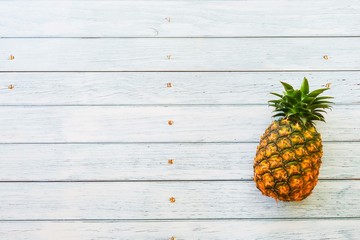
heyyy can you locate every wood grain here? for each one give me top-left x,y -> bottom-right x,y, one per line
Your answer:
0,72 -> 358,105
0,220 -> 359,240
0,105 -> 356,143
0,142 -> 358,181
1,38 -> 359,71
0,181 -> 358,220
0,0 -> 359,37
1,0 -> 359,236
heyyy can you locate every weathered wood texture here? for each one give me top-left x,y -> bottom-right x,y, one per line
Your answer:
0,220 -> 359,240
0,72 -> 358,105
1,0 -> 359,237
0,106 -> 357,143
1,38 -> 359,71
0,181 -> 358,220
0,0 -> 359,37
0,142 -> 358,181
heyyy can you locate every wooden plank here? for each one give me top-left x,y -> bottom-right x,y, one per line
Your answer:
0,72 -> 358,105
0,181 -> 358,219
1,38 -> 359,71
0,0 -> 359,37
0,105 -> 357,143
0,220 -> 359,239
0,142 -> 358,181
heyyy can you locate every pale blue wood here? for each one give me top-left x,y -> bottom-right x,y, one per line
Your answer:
0,142 -> 358,181
0,0 -> 359,37
0,72 -> 358,105
0,220 -> 359,239
0,38 -> 359,71
0,181 -> 358,219
0,105 -> 356,142
0,0 -> 358,238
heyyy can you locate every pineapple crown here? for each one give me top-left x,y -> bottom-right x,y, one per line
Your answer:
269,77 -> 334,124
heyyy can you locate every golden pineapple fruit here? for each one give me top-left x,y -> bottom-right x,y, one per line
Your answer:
254,78 -> 333,201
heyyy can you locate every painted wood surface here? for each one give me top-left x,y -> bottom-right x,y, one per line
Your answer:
0,105 -> 356,143
0,181 -> 358,220
0,220 -> 359,240
1,0 -> 359,238
0,142 -> 358,181
1,38 -> 360,71
0,72 -> 358,105
0,0 -> 359,37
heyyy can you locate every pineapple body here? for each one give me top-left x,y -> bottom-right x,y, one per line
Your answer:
254,118 -> 323,201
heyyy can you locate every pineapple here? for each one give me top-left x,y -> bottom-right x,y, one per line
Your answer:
254,78 -> 333,202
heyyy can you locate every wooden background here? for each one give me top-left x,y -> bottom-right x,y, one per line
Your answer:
0,0 -> 359,239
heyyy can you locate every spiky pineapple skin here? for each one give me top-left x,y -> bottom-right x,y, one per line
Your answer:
254,118 -> 323,201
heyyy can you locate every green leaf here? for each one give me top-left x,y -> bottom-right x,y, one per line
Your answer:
310,104 -> 332,110
300,77 -> 309,94
302,96 -> 316,104
309,113 -> 322,121
280,102 -> 294,108
269,104 -> 281,108
286,112 -> 299,118
280,81 -> 294,91
315,96 -> 334,100
272,113 -> 286,118
284,95 -> 297,105
295,106 -> 310,113
313,109 -> 328,114
308,88 -> 329,98
270,78 -> 333,123
273,108 -> 290,113
312,112 -> 326,122
294,90 -> 302,101
311,100 -> 335,105
270,92 -> 283,98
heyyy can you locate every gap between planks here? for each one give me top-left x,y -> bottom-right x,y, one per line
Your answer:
2,36 -> 360,39
0,104 -> 356,107
1,217 -> 360,222
0,141 -> 357,144
1,70 -> 360,73
0,179 -> 359,183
